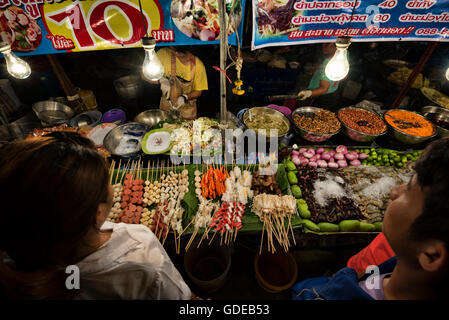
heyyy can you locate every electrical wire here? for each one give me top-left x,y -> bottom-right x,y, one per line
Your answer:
344,0 -> 359,36
138,0 -> 148,38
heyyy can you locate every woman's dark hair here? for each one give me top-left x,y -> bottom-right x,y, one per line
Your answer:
0,132 -> 110,299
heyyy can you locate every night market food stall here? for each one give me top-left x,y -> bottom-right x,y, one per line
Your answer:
1,0 -> 449,297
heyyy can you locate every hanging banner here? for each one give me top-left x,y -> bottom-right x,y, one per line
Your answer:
0,0 -> 246,56
252,0 -> 449,50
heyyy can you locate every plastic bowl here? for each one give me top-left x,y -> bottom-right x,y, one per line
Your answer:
101,108 -> 126,125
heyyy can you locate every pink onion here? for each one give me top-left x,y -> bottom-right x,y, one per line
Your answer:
316,154 -> 321,160
307,148 -> 316,155
292,156 -> 301,166
358,153 -> 368,160
299,148 -> 307,154
329,151 -> 336,157
303,151 -> 313,158
328,162 -> 339,169
337,160 -> 348,167
345,153 -> 357,161
316,147 -> 325,154
336,145 -> 348,154
300,158 -> 309,166
329,157 -> 335,163
310,155 -> 317,162
334,152 -> 345,160
321,152 -> 331,161
317,160 -> 328,168
350,159 -> 361,166
292,150 -> 300,156
308,161 -> 318,168
350,151 -> 359,159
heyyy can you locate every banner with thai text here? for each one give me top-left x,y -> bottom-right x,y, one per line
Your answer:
252,0 -> 449,50
0,0 -> 245,56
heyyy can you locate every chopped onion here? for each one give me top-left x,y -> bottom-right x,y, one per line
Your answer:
350,159 -> 361,166
308,161 -> 318,168
358,153 -> 368,160
316,147 -> 325,154
334,152 -> 345,160
336,145 -> 348,154
337,160 -> 348,167
328,162 -> 339,169
317,160 -> 328,168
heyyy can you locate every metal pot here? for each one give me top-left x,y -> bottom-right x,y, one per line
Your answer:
8,111 -> 41,139
291,106 -> 341,143
422,106 -> 449,138
114,75 -> 142,100
32,100 -> 74,126
337,107 -> 387,143
384,109 -> 437,145
239,107 -> 291,140
134,109 -> 172,129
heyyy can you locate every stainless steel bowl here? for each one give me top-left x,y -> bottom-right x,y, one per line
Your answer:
241,106 -> 291,140
337,107 -> 387,142
103,122 -> 149,157
384,109 -> 437,145
32,100 -> 74,126
134,109 -> 172,129
114,75 -> 142,100
291,106 -> 341,143
422,106 -> 449,138
70,110 -> 102,128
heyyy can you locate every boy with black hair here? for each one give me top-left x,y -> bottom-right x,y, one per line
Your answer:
292,137 -> 449,300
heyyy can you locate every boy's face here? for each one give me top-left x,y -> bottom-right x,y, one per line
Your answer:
383,174 -> 425,260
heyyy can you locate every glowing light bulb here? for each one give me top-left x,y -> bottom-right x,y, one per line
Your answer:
325,37 -> 351,82
141,37 -> 164,81
0,42 -> 31,79
446,66 -> 449,81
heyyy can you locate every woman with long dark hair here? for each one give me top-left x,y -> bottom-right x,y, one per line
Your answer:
0,132 -> 192,300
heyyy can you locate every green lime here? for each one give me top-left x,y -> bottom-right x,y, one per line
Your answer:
385,163 -> 390,167
367,156 -> 372,161
413,152 -> 419,156
362,160 -> 367,165
397,162 -> 403,168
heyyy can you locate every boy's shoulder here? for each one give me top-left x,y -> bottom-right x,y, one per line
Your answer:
292,257 -> 397,300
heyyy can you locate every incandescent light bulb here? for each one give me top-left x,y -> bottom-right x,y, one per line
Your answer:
141,37 -> 164,81
0,42 -> 31,79
325,37 -> 351,82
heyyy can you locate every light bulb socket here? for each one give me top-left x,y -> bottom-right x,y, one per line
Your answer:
0,41 -> 12,53
336,36 -> 351,49
141,37 -> 156,50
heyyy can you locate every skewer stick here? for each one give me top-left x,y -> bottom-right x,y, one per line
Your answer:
115,159 -> 122,184
260,218 -> 266,255
197,226 -> 209,248
208,230 -> 217,246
